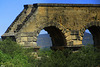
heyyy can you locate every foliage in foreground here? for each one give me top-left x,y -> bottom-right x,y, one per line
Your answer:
0,38 -> 36,67
0,38 -> 100,67
37,45 -> 100,67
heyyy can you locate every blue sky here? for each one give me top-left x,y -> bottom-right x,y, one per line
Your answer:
0,0 -> 100,37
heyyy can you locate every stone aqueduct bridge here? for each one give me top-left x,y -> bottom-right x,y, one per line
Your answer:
2,4 -> 100,48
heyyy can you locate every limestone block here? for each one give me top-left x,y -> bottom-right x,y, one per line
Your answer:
38,7 -> 47,16
73,40 -> 82,45
33,42 -> 37,47
19,42 -> 25,46
66,36 -> 72,40
24,42 -> 37,47
71,31 -> 79,35
67,40 -> 73,46
66,35 -> 80,40
27,37 -> 33,42
33,37 -> 37,41
28,42 -> 36,47
71,35 -> 78,40
20,33 -> 27,37
21,37 -> 27,42
16,38 -> 21,43
80,36 -> 83,40
27,33 -> 34,37
75,35 -> 80,40
32,42 -> 37,47
64,32 -> 70,37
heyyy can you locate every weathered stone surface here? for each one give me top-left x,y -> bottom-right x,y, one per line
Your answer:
19,42 -> 25,45
21,37 -> 27,42
67,40 -> 74,46
73,40 -> 82,45
24,42 -> 37,47
64,32 -> 71,37
1,3 -> 100,48
27,37 -> 33,42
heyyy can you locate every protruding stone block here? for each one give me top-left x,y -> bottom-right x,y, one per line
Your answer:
21,37 -> 27,42
66,35 -> 80,40
67,40 -> 73,46
80,36 -> 83,40
19,42 -> 25,46
70,31 -> 79,35
64,32 -> 71,37
33,42 -> 37,47
27,37 -> 33,42
24,42 -> 37,47
73,40 -> 82,45
66,35 -> 72,40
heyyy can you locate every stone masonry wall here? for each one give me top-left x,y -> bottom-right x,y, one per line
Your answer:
2,4 -> 100,48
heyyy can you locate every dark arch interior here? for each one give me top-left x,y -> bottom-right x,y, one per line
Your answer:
37,26 -> 67,49
83,26 -> 100,48
44,26 -> 66,47
88,26 -> 100,47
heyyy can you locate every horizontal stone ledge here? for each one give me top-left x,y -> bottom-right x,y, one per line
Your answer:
22,46 -> 40,48
51,45 -> 83,50
1,32 -> 16,37
70,30 -> 79,35
22,46 -> 40,51
73,40 -> 82,45
51,45 -> 83,48
19,32 -> 35,37
72,39 -> 82,41
66,35 -> 81,40
24,3 -> 100,7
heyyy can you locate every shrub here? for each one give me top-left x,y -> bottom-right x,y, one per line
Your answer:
0,38 -> 100,67
66,45 -> 98,67
0,38 -> 34,67
37,45 -> 100,67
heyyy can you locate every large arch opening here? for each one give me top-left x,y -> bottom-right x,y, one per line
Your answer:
37,29 -> 52,49
82,29 -> 93,45
37,26 -> 66,49
88,26 -> 100,47
82,26 -> 100,48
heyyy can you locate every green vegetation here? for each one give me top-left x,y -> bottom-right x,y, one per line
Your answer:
37,45 -> 100,67
0,38 -> 36,67
0,38 -> 100,67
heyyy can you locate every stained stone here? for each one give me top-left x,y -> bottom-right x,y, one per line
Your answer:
1,3 -> 100,48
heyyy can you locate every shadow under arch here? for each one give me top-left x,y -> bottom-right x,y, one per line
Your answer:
88,26 -> 100,47
37,26 -> 67,48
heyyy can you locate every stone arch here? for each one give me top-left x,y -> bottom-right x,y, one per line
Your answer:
36,26 -> 67,47
2,3 -> 100,49
14,17 -> 69,48
80,21 -> 100,48
80,21 -> 100,36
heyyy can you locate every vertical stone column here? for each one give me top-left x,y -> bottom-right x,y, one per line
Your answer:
65,31 -> 82,46
65,31 -> 73,46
